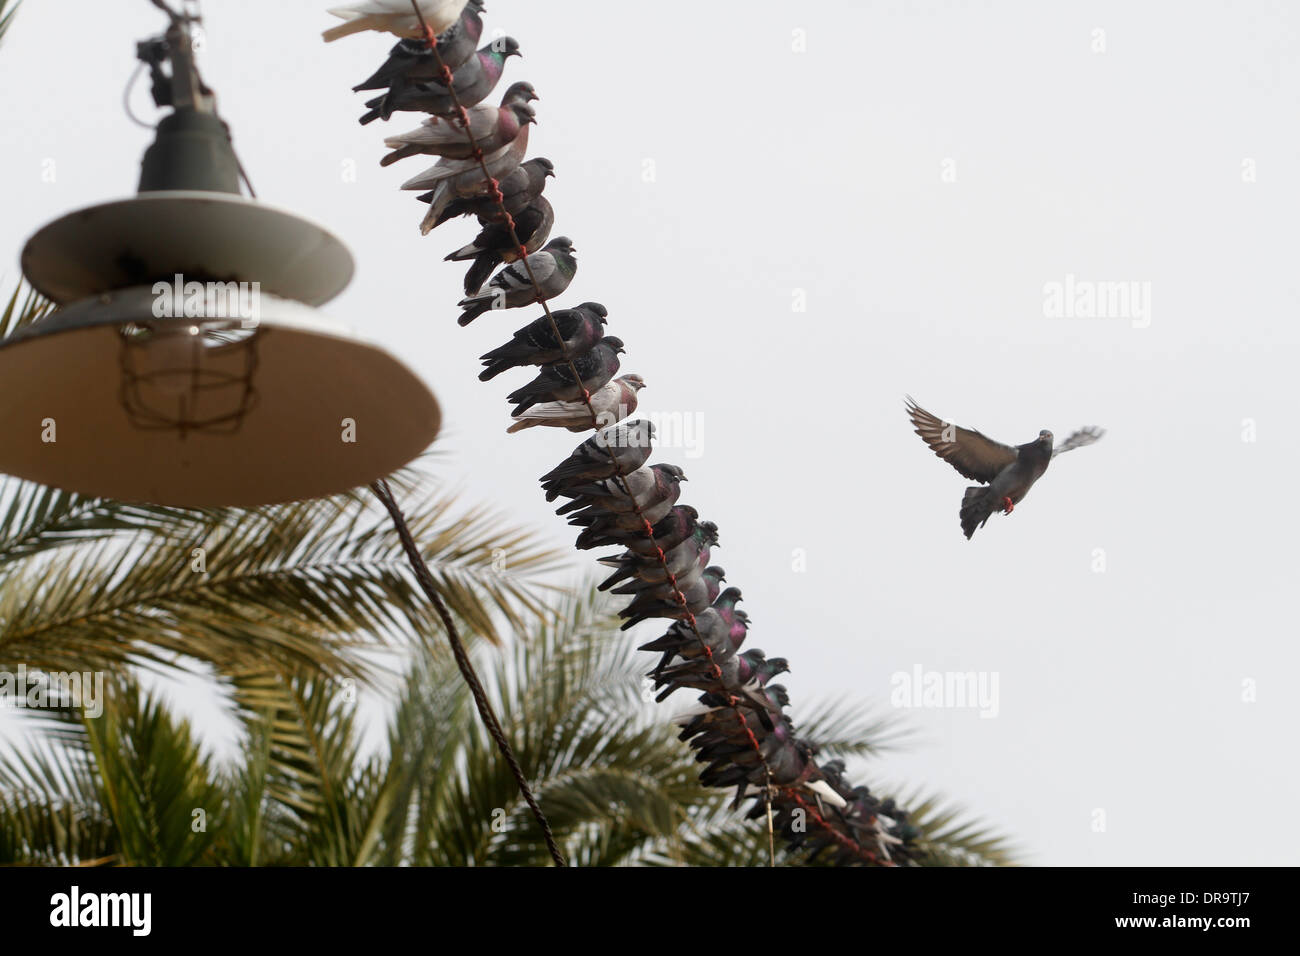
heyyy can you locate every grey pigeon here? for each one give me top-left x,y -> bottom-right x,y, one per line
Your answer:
414,127 -> 532,232
540,419 -> 655,500
507,374 -> 643,433
351,2 -> 484,90
506,335 -> 624,416
906,396 -> 1104,539
380,83 -> 536,166
480,303 -> 608,381
563,466 -> 685,529
618,565 -> 726,629
421,157 -> 555,231
450,197 -> 554,295
597,520 -> 718,590
359,37 -> 520,124
576,503 -> 698,554
555,461 -> 685,517
457,237 -> 577,325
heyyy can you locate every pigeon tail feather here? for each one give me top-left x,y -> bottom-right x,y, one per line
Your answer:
960,486 -> 996,539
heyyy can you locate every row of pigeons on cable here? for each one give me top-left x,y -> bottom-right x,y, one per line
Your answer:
329,0 -> 919,864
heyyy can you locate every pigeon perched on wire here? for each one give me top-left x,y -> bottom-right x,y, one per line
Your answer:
618,565 -> 726,628
564,470 -> 684,530
575,502 -> 698,552
380,83 -> 536,166
411,126 -> 532,228
448,197 -> 554,295
598,521 -> 718,590
324,0 -> 470,42
352,1 -> 484,90
539,419 -> 655,499
555,460 -> 685,518
421,156 -> 555,232
905,396 -> 1104,539
505,335 -> 624,416
506,373 -> 643,433
479,302 -> 607,381
359,37 -> 520,124
457,236 -> 576,325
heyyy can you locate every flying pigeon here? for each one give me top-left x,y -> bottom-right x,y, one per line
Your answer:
505,335 -> 624,415
351,2 -> 484,90
448,197 -> 554,295
379,83 -> 537,165
506,373 -> 643,433
905,396 -> 1104,539
359,37 -> 520,124
480,302 -> 607,381
324,0 -> 469,43
421,156 -> 555,232
412,125 -> 532,228
457,237 -> 577,325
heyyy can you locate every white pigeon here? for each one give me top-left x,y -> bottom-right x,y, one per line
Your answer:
507,375 -> 645,433
323,0 -> 469,43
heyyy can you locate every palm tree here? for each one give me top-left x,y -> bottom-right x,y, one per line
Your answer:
1,578 -> 1014,866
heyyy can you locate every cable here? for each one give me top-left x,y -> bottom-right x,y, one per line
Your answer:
370,478 -> 567,867
402,0 -> 883,867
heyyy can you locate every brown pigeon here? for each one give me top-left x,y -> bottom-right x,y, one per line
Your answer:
905,396 -> 1104,539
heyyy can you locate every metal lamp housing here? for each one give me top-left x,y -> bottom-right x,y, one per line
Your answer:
0,286 -> 440,506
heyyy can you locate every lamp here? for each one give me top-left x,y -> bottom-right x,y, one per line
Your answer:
0,4 -> 439,506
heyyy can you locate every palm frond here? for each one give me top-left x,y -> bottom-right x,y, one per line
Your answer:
0,471 -> 564,676
883,786 -> 1019,866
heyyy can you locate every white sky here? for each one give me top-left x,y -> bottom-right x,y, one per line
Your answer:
2,0 -> 1297,865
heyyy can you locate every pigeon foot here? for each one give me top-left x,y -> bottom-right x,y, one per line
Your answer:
1002,496 -> 1014,514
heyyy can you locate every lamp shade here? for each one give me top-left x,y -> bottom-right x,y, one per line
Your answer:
21,191 -> 355,307
0,287 -> 440,506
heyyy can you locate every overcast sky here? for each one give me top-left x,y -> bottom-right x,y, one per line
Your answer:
2,0 -> 1297,865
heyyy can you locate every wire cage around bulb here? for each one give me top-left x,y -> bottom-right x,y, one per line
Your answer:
0,286 -> 441,506
117,320 -> 260,436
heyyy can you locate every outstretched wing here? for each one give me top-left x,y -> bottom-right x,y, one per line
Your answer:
1052,426 -> 1105,457
905,396 -> 1018,484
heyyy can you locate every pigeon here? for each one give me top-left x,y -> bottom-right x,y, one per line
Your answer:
507,374 -> 644,433
577,504 -> 699,555
905,396 -> 1104,539
359,37 -> 520,124
505,335 -> 623,416
448,197 -> 554,295
379,84 -> 537,165
575,502 -> 697,553
617,565 -> 725,628
412,125 -> 532,228
658,647 -> 786,695
480,303 -> 608,381
643,593 -> 747,675
597,521 -> 718,591
457,237 -> 577,325
563,468 -> 684,529
351,2 -> 484,90
539,420 -> 655,499
324,0 -> 469,42
555,460 -> 684,516
421,156 -> 555,231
